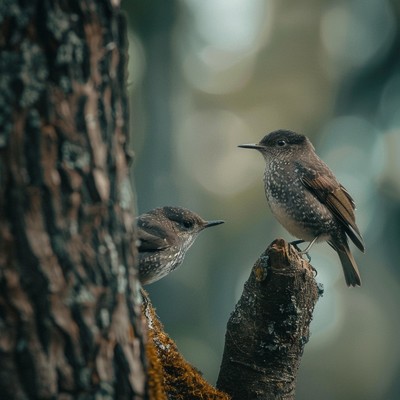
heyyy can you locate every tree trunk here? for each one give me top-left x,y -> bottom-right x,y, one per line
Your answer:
0,1 -> 148,399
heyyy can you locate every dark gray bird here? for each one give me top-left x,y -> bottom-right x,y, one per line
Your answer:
136,206 -> 224,285
239,129 -> 365,287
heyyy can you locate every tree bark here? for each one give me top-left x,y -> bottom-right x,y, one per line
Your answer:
0,1 -> 148,399
216,239 -> 321,400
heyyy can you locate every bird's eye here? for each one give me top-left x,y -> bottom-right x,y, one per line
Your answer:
182,220 -> 193,229
277,140 -> 287,147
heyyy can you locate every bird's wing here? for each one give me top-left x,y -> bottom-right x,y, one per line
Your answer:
298,163 -> 365,252
136,218 -> 171,252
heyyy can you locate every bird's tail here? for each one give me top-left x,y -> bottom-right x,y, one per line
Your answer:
333,243 -> 361,287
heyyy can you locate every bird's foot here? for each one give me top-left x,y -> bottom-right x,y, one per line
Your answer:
310,264 -> 318,277
289,239 -> 312,262
302,252 -> 312,262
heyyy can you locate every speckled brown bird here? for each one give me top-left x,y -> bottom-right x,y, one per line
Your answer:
136,206 -> 224,285
239,129 -> 365,287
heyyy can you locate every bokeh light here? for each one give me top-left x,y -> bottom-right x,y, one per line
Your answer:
123,0 -> 400,398
177,110 -> 260,196
320,0 -> 396,69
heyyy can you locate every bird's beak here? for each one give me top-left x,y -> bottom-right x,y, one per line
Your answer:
204,220 -> 224,228
238,143 -> 264,150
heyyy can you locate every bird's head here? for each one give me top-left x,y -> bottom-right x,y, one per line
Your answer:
239,129 -> 313,161
161,206 -> 224,248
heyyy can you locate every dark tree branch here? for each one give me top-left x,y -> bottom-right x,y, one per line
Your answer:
216,239 -> 321,400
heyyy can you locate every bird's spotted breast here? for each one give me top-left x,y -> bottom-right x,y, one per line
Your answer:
267,198 -> 316,240
264,165 -> 335,240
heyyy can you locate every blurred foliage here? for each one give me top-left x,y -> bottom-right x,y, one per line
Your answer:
123,1 -> 400,399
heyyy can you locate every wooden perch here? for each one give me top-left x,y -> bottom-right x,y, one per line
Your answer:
216,238 -> 321,400
141,238 -> 320,400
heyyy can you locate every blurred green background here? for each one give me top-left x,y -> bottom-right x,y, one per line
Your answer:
122,1 -> 400,399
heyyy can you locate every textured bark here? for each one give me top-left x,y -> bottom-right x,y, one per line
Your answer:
216,239 -> 321,400
0,1 -> 147,399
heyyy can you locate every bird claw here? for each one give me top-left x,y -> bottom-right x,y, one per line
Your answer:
289,240 -> 312,262
301,252 -> 312,262
311,264 -> 317,276
289,240 -> 305,252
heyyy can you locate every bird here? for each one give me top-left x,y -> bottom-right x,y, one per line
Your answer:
238,129 -> 365,287
136,206 -> 224,285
